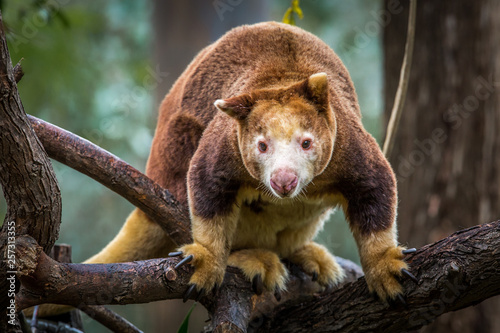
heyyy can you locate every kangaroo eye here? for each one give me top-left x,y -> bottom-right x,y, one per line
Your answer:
258,141 -> 268,153
301,139 -> 312,150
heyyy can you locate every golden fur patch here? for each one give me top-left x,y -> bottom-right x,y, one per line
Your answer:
288,242 -> 345,286
85,209 -> 174,264
353,226 -> 408,300
179,242 -> 226,291
228,249 -> 288,291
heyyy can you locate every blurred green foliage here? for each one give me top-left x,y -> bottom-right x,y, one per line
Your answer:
1,1 -> 155,331
1,1 -> 386,332
1,0 -> 154,260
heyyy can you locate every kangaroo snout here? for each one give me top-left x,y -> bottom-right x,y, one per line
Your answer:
270,169 -> 298,196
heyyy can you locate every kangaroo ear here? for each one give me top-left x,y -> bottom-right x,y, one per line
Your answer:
304,72 -> 329,111
214,94 -> 255,121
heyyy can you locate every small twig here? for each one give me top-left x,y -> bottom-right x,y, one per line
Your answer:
383,0 -> 417,156
79,305 -> 143,333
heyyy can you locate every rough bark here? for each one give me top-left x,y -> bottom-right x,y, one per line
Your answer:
45,244 -> 84,331
384,1 -> 500,332
14,221 -> 500,333
14,234 -> 360,312
15,235 -> 189,310
0,12 -> 61,333
45,244 -> 142,333
258,221 -> 500,333
28,115 -> 191,246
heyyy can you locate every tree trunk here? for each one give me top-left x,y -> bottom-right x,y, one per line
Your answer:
384,1 -> 500,332
0,12 -> 62,333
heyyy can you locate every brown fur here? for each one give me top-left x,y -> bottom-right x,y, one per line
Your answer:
78,22 -> 407,301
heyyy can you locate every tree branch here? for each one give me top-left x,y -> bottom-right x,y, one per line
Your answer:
15,234 -> 361,308
0,21 -> 61,257
78,305 -> 142,333
15,235 -> 189,310
28,115 -> 191,246
206,257 -> 364,333
14,221 -> 500,332
257,220 -> 500,333
45,244 -> 142,333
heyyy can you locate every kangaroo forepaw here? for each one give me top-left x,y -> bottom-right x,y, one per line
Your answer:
169,244 -> 225,302
364,246 -> 419,303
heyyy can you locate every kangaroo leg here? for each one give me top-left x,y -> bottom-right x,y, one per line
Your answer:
85,208 -> 176,263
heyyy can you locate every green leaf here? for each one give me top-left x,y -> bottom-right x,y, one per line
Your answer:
282,7 -> 293,25
177,302 -> 197,333
282,0 -> 303,26
292,0 -> 303,19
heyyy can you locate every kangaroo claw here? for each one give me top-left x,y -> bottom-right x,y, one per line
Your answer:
252,274 -> 264,295
175,254 -> 194,269
274,288 -> 282,302
183,284 -> 197,303
389,294 -> 407,307
401,268 -> 418,283
195,288 -> 205,302
402,248 -> 417,255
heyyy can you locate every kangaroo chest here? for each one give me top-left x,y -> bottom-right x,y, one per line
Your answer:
231,189 -> 337,254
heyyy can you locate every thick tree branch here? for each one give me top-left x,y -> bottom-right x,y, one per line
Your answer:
206,257 -> 364,333
257,220 -> 500,333
14,221 -> 500,332
15,235 -> 188,310
28,115 -> 191,245
15,235 -> 361,310
45,244 -> 142,333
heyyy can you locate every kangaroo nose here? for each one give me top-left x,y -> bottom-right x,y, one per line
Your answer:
270,169 -> 298,196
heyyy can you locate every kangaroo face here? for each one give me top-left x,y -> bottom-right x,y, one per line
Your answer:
215,73 -> 336,198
